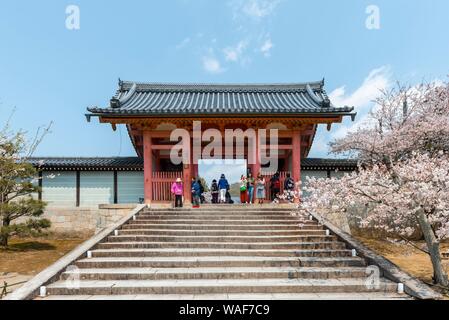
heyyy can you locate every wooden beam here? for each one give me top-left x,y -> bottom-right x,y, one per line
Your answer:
260,145 -> 293,150
146,131 -> 174,138
151,145 -> 178,150
301,129 -> 316,136
76,171 -> 80,207
100,116 -> 344,127
113,170 -> 118,204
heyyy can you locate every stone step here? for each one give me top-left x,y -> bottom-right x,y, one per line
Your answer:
141,210 -> 299,216
117,229 -> 327,236
144,208 -> 296,212
46,278 -> 398,295
136,215 -> 302,220
89,248 -> 353,258
106,235 -> 337,243
33,204 -> 413,300
38,292 -> 411,300
74,256 -> 365,268
122,223 -> 322,230
96,241 -> 347,250
129,219 -> 316,225
60,267 -> 367,281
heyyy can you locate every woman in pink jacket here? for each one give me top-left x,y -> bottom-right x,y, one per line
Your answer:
171,178 -> 184,208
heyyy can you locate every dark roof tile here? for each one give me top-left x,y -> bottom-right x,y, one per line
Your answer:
87,81 -> 354,116
28,157 -> 358,171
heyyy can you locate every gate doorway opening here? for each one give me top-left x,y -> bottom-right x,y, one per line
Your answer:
198,159 -> 246,203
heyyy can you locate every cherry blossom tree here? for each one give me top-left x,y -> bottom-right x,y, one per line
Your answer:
302,81 -> 449,287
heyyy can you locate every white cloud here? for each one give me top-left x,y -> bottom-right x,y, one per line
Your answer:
240,0 -> 281,19
202,56 -> 225,74
310,137 -> 330,155
260,38 -> 273,57
184,1 -> 282,73
223,40 -> 248,63
308,66 -> 392,157
328,66 -> 391,140
329,66 -> 391,110
176,37 -> 191,50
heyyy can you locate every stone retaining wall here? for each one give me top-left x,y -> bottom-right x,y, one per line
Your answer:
26,204 -> 138,237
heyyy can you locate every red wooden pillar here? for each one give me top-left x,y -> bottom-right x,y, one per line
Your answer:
249,130 -> 261,203
182,138 -> 192,205
253,129 -> 261,177
193,164 -> 199,179
143,132 -> 153,204
154,151 -> 161,172
292,130 -> 301,201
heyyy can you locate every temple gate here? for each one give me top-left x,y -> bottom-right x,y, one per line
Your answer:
87,80 -> 355,204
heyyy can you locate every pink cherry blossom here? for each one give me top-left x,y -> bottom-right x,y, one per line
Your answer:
301,81 -> 449,287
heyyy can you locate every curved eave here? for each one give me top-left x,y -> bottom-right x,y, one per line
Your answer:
302,166 -> 357,171
86,108 -> 355,119
35,166 -> 143,171
117,80 -> 326,92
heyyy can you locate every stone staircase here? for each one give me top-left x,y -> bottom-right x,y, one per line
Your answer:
40,207 -> 410,300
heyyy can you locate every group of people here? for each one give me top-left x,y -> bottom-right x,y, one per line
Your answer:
170,176 -> 216,208
237,173 -> 264,204
210,174 -> 231,204
238,172 -> 295,204
170,172 -> 296,208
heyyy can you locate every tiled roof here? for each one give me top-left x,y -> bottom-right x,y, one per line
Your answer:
87,80 -> 355,117
301,158 -> 359,171
29,157 -> 358,171
28,157 -> 143,171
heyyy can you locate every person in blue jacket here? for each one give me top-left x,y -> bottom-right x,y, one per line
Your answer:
191,177 -> 201,208
218,174 -> 229,203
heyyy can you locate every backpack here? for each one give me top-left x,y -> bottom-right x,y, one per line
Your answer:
286,178 -> 294,189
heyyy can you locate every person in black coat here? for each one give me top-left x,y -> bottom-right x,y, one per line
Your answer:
211,179 -> 219,204
270,172 -> 281,201
198,179 -> 205,204
284,173 -> 295,203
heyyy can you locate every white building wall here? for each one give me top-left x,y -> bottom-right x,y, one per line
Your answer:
79,172 -> 114,207
42,171 -> 77,207
38,168 -> 351,206
118,171 -> 144,204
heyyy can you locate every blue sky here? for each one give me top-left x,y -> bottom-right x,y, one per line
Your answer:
1,0 -> 448,183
